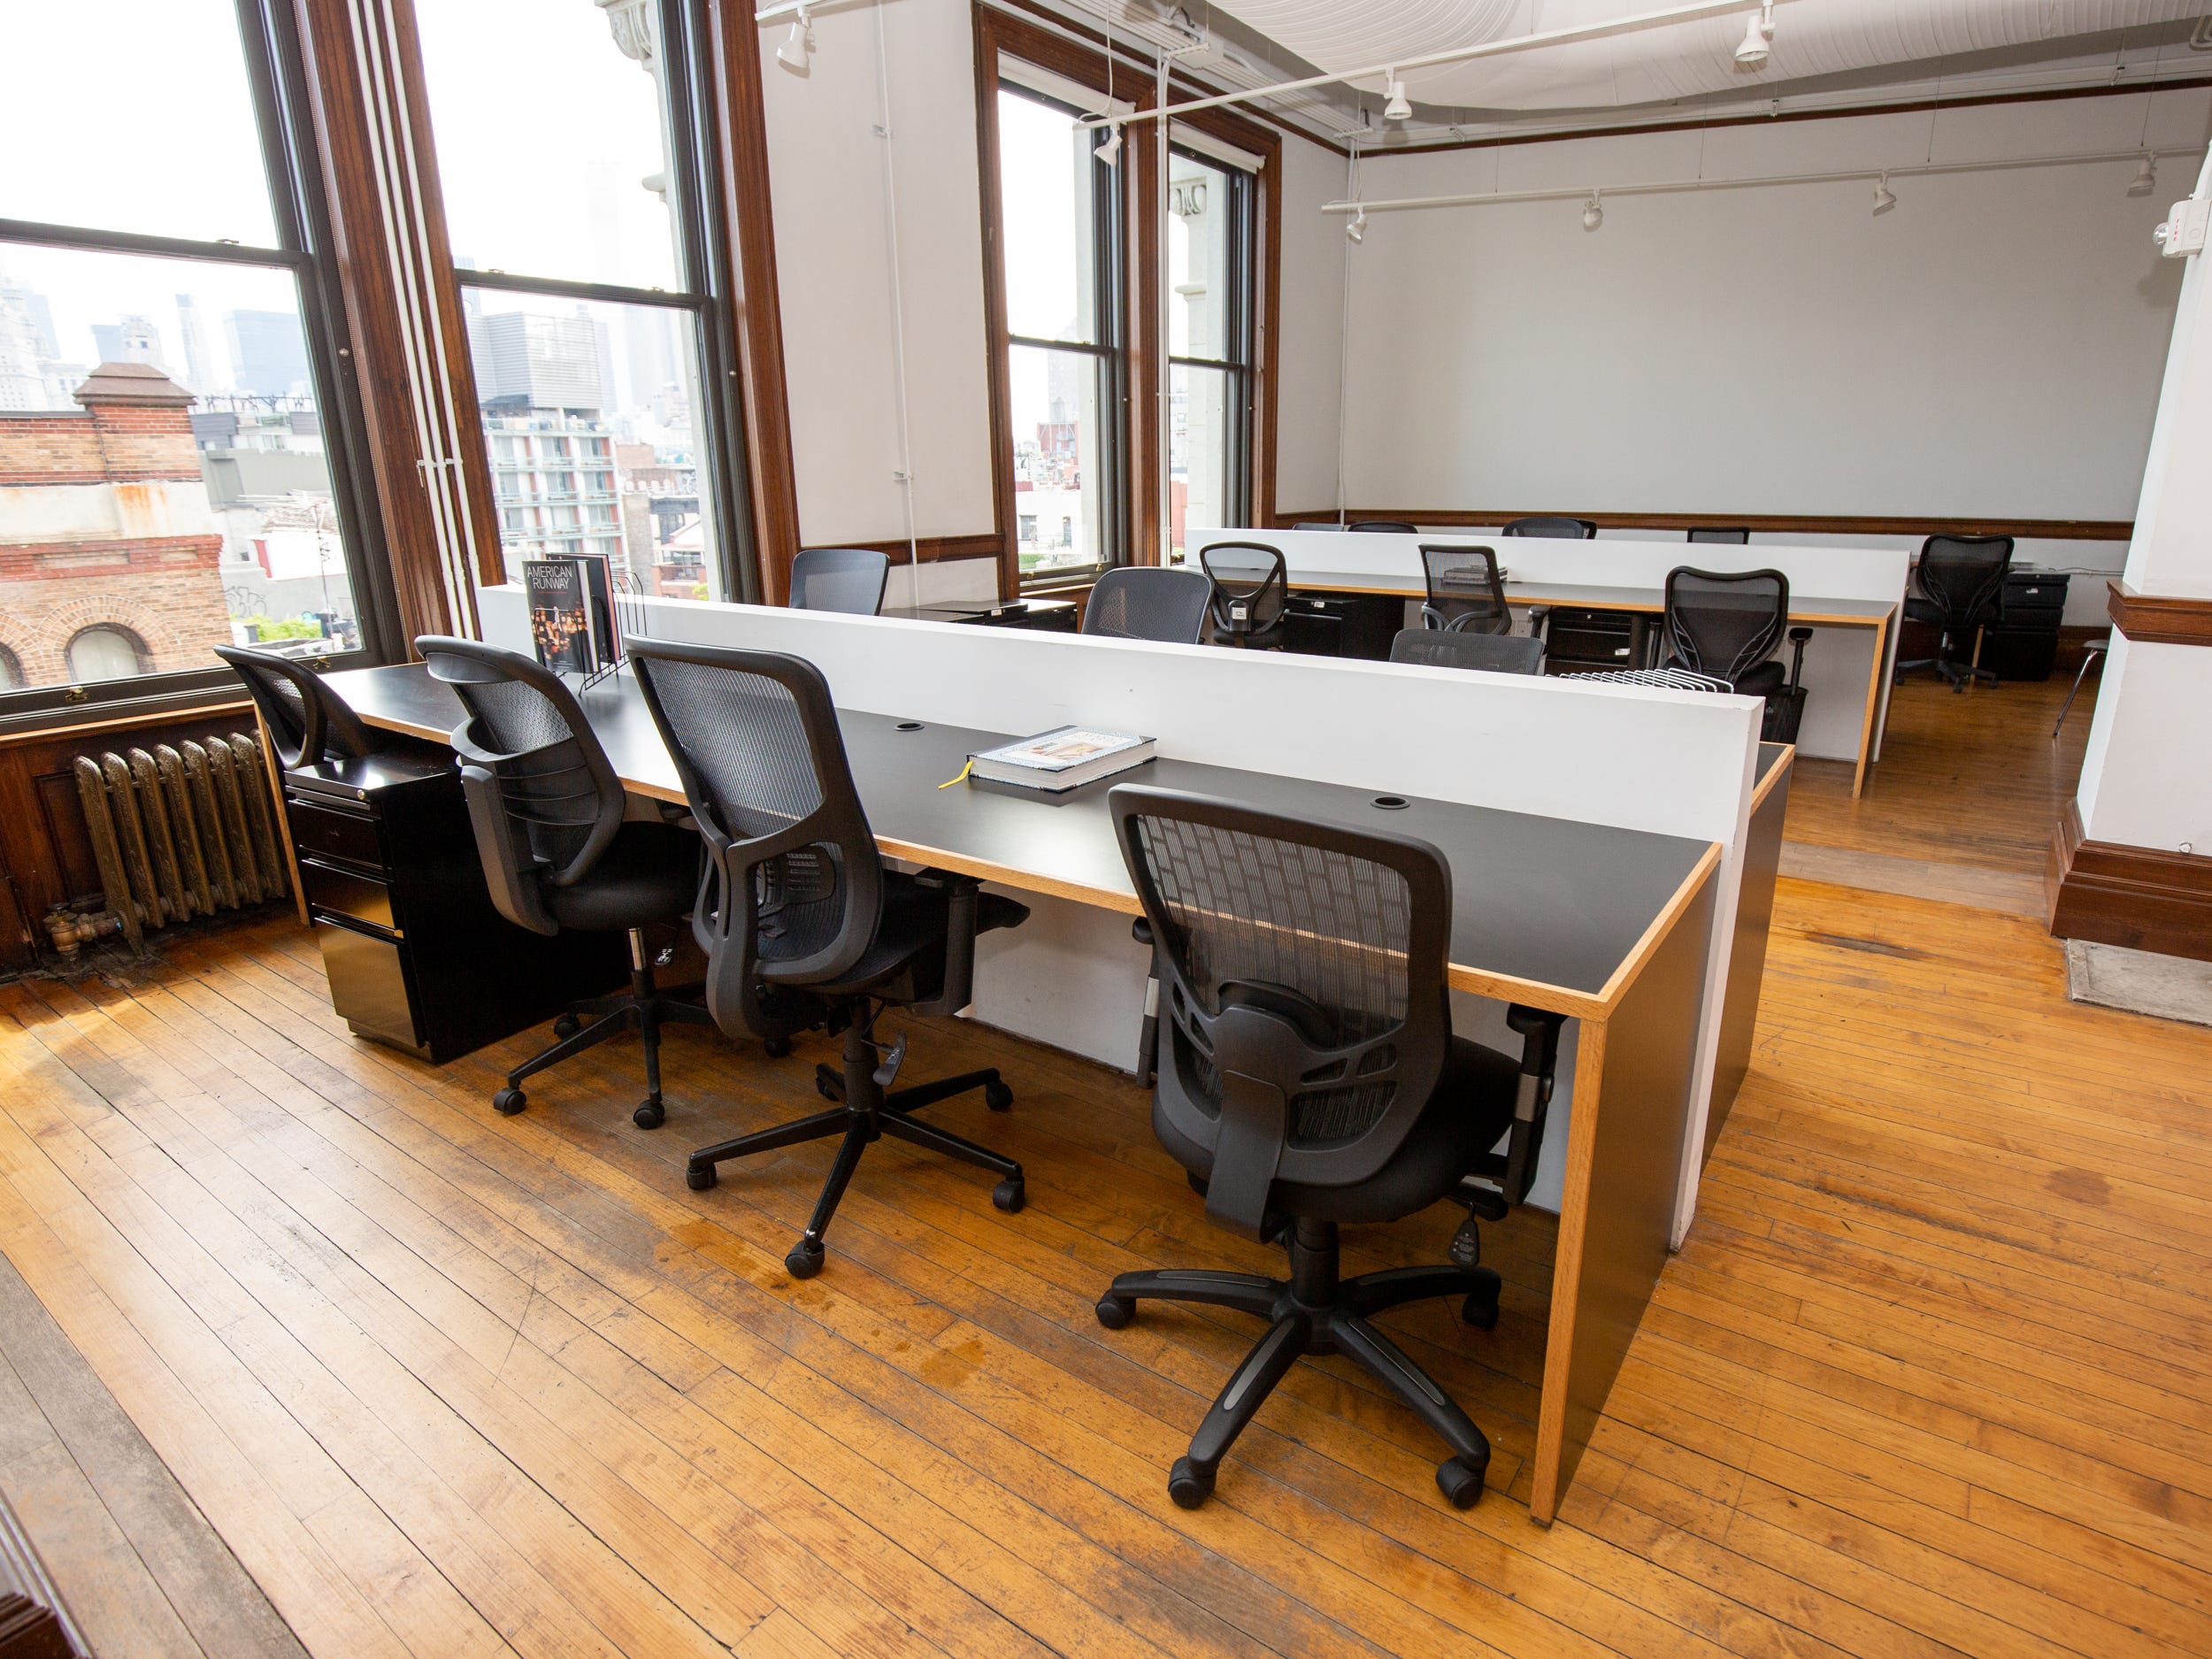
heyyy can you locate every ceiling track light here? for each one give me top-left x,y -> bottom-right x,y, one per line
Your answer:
1383,72 -> 1412,123
1094,123 -> 1123,167
1871,173 -> 1896,214
1582,194 -> 1603,231
1734,1 -> 1774,70
775,4 -> 811,71
1347,206 -> 1366,243
2128,152 -> 2158,196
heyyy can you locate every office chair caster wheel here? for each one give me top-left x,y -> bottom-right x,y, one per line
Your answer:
686,1163 -> 716,1191
1436,1455 -> 1486,1510
1187,1171 -> 1210,1198
1460,1293 -> 1500,1332
786,1238 -> 825,1279
992,1178 -> 1025,1214
815,1064 -> 841,1102
984,1079 -> 1014,1112
1094,1293 -> 1133,1330
553,1014 -> 580,1040
493,1087 -> 526,1117
763,1034 -> 792,1058
634,1097 -> 665,1131
1167,1456 -> 1214,1509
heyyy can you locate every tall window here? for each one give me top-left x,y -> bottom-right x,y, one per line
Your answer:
415,0 -> 747,603
0,0 -> 385,715
995,83 -> 1126,584
1166,145 -> 1256,562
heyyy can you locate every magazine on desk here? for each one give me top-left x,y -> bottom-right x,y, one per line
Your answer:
970,726 -> 1156,793
524,555 -> 617,676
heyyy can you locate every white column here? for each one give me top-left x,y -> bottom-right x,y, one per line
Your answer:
2071,147 -> 2212,864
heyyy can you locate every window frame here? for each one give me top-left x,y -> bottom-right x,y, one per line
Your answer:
0,0 -> 397,733
428,0 -> 759,605
997,79 -> 1130,589
1165,142 -> 1258,545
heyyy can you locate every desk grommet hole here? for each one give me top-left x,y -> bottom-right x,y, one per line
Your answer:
1372,795 -> 1409,810
895,721 -> 925,732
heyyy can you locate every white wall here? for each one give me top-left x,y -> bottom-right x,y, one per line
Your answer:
1301,88 -> 2208,530
1273,132 -> 1349,518
761,0 -> 997,547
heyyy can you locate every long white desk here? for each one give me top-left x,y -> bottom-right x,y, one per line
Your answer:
1213,529 -> 1909,795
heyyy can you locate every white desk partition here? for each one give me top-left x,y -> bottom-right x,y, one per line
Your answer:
1220,528 -> 1911,766
480,585 -> 1760,1240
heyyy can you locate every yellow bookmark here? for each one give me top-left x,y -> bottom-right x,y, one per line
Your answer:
937,757 -> 975,790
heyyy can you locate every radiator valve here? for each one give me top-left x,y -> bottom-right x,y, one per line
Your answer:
44,908 -> 122,957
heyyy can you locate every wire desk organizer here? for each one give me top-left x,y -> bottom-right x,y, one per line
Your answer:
575,568 -> 652,693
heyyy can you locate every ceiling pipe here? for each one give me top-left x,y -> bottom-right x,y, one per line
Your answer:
1071,0 -> 1801,133
1318,146 -> 2206,217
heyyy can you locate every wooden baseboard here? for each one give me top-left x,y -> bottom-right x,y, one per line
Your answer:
2048,799 -> 2212,963
2108,581 -> 2212,647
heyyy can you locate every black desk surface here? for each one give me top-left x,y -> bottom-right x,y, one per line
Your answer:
326,664 -> 1717,1011
1285,568 -> 1895,625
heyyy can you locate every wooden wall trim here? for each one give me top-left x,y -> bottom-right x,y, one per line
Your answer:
1272,509 -> 2135,541
818,534 -> 1003,566
2048,798 -> 2212,964
2108,581 -> 2212,647
711,0 -> 802,605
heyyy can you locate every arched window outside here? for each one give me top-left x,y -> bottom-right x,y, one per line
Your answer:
0,645 -> 23,690
65,626 -> 150,683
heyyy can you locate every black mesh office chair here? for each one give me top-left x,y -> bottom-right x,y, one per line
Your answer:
215,645 -> 386,767
1389,629 -> 1542,675
1199,541 -> 1288,649
1289,521 -> 1345,532
1660,568 -> 1791,696
1348,519 -> 1417,534
1896,534 -> 2012,692
417,637 -> 710,1130
1686,526 -> 1751,545
627,637 -> 1029,1279
1502,516 -> 1596,539
789,547 -> 890,615
1418,545 -> 1511,635
1095,787 -> 1564,1510
1083,566 -> 1212,643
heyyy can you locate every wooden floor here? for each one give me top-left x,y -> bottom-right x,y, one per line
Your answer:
1787,671 -> 2095,876
2,867 -> 2209,1657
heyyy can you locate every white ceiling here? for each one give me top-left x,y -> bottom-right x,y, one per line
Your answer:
1193,0 -> 2209,119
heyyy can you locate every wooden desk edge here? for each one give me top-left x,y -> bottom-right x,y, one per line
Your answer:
1285,577 -> 1893,629
1591,841 -> 1724,1012
1751,746 -> 1795,814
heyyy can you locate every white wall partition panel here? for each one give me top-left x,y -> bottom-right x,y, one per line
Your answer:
1308,88 -> 2208,526
480,584 -> 1762,1235
1223,527 -> 1909,763
761,1 -> 996,547
1274,132 -> 1351,519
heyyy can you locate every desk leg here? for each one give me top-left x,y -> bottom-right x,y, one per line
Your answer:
1851,613 -> 1889,798
1527,871 -> 1717,1525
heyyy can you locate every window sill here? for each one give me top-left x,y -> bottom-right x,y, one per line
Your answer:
0,690 -> 256,747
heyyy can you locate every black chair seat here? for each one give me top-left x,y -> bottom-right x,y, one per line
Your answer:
1732,659 -> 1787,701
1154,1034 -> 1519,1226
544,821 -> 700,933
810,873 -> 1028,995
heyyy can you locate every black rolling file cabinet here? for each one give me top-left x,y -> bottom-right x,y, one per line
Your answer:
1978,571 -> 2070,681
1281,590 -> 1404,659
1540,607 -> 1651,674
285,748 -> 626,1063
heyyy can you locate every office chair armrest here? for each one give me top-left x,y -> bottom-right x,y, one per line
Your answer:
909,868 -> 983,1018
1502,1004 -> 1566,1205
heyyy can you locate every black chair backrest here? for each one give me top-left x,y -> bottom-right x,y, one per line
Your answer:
1083,566 -> 1212,643
1686,526 -> 1751,545
1289,521 -> 1345,531
1502,516 -> 1596,539
1110,785 -> 1455,1237
416,636 -> 626,936
1389,629 -> 1542,675
1915,534 -> 2013,625
213,644 -> 382,770
1348,519 -> 1417,534
628,637 -> 882,1036
1417,544 -> 1510,635
790,547 -> 889,615
1198,541 -> 1288,640
1661,567 -> 1789,685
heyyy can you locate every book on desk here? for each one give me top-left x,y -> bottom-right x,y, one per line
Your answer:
970,726 -> 1155,793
